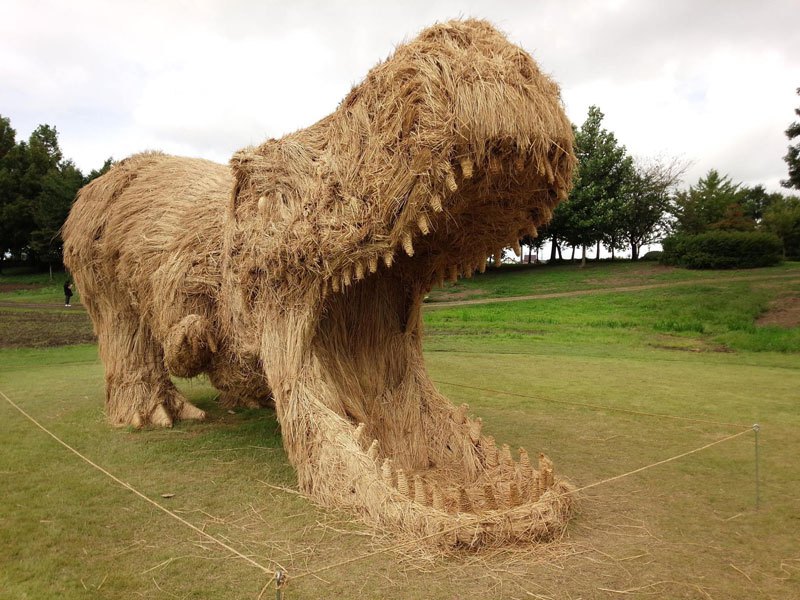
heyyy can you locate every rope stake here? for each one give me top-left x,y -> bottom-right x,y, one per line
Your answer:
753,423 -> 761,510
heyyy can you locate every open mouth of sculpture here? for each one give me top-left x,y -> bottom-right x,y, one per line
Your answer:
282,150 -> 576,547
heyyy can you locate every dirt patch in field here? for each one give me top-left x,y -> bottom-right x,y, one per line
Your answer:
584,264 -> 676,287
0,309 -> 95,348
757,296 -> 800,328
425,287 -> 489,302
0,283 -> 41,293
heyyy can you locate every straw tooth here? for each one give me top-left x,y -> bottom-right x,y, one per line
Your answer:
458,487 -> 472,513
417,213 -> 430,235
257,195 -> 268,212
489,156 -> 502,174
512,241 -> 522,257
381,458 -> 395,488
368,254 -> 378,273
469,417 -> 482,443
557,186 -> 569,202
478,257 -> 487,273
331,276 -> 341,293
367,439 -> 380,462
544,467 -> 554,489
414,476 -> 428,505
396,469 -> 410,497
341,267 -> 352,287
354,260 -> 365,281
353,422 -> 366,445
494,249 -> 503,268
459,157 -> 474,179
444,165 -> 458,192
454,403 -> 469,424
519,448 -> 533,478
532,472 -> 543,500
483,484 -> 498,510
544,158 -> 555,184
484,436 -> 499,468
538,453 -> 554,472
383,251 -> 394,268
402,232 -> 414,256
514,155 -> 526,172
505,482 -> 521,507
430,194 -> 443,213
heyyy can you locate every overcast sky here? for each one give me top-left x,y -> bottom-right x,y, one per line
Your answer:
2,0 -> 798,191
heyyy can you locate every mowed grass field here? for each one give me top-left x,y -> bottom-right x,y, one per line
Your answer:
1,262 -> 799,599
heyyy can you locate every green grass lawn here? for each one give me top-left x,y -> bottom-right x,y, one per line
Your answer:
425,259 -> 800,303
1,263 -> 799,599
0,268 -> 80,305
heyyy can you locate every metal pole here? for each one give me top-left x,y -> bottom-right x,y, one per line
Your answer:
752,424 -> 760,510
276,570 -> 285,600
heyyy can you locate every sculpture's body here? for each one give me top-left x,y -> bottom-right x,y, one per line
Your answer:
63,20 -> 577,546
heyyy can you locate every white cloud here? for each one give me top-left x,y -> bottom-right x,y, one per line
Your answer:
1,0 -> 798,191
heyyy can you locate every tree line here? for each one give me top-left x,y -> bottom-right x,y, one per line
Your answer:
0,114 -> 111,272
2,93 -> 800,272
521,101 -> 800,265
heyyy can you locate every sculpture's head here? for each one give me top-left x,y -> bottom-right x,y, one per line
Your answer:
220,20 -> 578,544
227,19 -> 574,316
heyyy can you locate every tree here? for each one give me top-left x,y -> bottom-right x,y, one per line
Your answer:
0,116 -> 103,270
611,157 -> 686,260
762,193 -> 800,258
562,106 -> 633,266
783,87 -> 800,190
739,184 -> 773,222
672,170 -> 753,234
0,116 -> 35,263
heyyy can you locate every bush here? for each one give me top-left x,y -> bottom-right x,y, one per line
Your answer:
661,231 -> 783,269
640,250 -> 663,261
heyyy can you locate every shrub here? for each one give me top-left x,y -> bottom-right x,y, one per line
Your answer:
661,231 -> 783,269
640,250 -> 663,261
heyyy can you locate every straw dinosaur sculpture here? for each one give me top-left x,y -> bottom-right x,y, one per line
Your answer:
63,19 -> 576,547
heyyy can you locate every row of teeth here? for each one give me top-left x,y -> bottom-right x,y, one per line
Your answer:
324,149 -> 562,294
353,420 -> 557,514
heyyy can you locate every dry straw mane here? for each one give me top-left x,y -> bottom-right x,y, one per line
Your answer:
63,19 -> 577,547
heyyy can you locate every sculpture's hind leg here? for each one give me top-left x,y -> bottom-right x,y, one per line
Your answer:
96,309 -> 206,428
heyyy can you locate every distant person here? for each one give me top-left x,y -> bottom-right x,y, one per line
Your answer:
64,279 -> 73,307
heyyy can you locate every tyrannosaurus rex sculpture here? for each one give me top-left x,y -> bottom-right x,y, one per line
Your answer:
63,19 -> 577,547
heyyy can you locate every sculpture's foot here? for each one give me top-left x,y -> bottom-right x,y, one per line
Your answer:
108,382 -> 205,428
285,393 -> 574,548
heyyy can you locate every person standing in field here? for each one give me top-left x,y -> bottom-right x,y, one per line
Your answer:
64,279 -> 73,307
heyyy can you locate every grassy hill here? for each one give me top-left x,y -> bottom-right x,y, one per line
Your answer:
1,262 -> 799,598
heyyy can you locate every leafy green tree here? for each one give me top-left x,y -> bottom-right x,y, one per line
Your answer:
610,157 -> 685,260
761,194 -> 800,258
739,184 -> 773,221
672,170 -> 754,233
783,87 -> 800,190
562,106 -> 633,266
86,157 -> 114,182
0,116 -> 100,270
0,116 -> 36,263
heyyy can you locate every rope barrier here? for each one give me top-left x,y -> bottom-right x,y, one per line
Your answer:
433,379 -> 752,429
0,388 -> 276,578
288,427 -> 753,584
2,385 -> 757,594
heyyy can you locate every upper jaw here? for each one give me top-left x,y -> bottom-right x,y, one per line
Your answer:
226,18 -> 575,296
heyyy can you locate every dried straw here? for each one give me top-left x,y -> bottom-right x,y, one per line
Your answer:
62,18 -> 576,547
